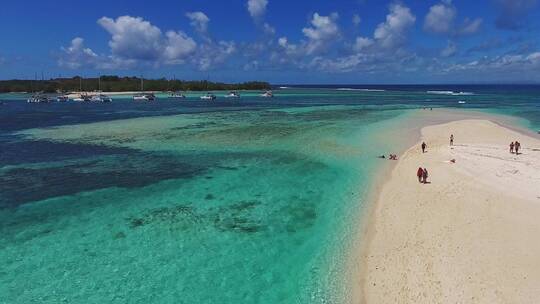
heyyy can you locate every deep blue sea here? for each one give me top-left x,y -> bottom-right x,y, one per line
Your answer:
1,86 -> 539,303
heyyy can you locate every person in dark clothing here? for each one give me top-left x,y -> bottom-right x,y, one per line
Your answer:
510,142 -> 514,153
422,168 -> 429,184
450,134 -> 454,146
421,142 -> 427,153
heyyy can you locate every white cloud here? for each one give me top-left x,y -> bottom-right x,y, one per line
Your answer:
358,3 -> 415,51
186,12 -> 210,34
58,37 -> 140,70
194,41 -> 236,71
302,13 -> 340,55
163,31 -> 198,64
443,51 -> 540,74
58,37 -> 99,69
424,1 -> 482,36
247,0 -> 268,19
353,37 -> 374,51
457,18 -> 482,35
527,52 -> 540,63
98,16 -> 164,60
277,36 -> 300,56
441,40 -> 457,57
424,1 -> 456,34
310,54 -> 370,73
97,16 -> 196,64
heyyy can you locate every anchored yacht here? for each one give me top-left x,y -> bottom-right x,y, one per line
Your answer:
225,91 -> 240,98
200,93 -> 217,101
133,94 -> 156,101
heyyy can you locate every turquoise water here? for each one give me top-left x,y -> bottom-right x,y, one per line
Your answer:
1,86 -> 539,303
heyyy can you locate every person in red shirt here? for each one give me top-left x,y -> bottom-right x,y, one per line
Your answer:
417,167 -> 423,183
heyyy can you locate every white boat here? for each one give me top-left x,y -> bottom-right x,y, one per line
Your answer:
168,92 -> 186,99
73,94 -> 91,102
91,94 -> 112,102
225,91 -> 240,98
56,95 -> 69,102
133,94 -> 156,101
200,93 -> 216,101
27,94 -> 49,103
260,90 -> 273,98
458,101 -> 466,104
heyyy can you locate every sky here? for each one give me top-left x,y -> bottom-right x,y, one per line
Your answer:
0,0 -> 539,84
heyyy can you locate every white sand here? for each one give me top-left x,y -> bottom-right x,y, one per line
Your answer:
362,119 -> 540,303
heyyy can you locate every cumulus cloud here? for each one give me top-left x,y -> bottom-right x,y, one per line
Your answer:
353,37 -> 374,51
58,37 -> 99,69
194,40 -> 236,71
354,3 -> 415,52
247,0 -> 268,19
58,37 -> 140,70
424,1 -> 482,36
424,1 -> 456,34
163,31 -> 198,64
186,11 -> 210,34
495,0 -> 538,30
302,13 -> 340,55
277,37 -> 300,56
97,16 -> 196,64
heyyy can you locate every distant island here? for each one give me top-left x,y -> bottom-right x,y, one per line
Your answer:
0,76 -> 271,93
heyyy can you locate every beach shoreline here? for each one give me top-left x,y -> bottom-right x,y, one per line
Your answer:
356,114 -> 540,303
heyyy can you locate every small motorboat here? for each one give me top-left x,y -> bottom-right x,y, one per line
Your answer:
27,94 -> 50,103
73,94 -> 91,102
56,95 -> 69,102
260,90 -> 273,98
91,94 -> 113,102
168,92 -> 186,99
133,94 -> 156,101
200,93 -> 217,101
225,91 -> 240,98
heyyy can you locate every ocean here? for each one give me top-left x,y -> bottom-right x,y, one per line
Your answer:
1,85 -> 539,303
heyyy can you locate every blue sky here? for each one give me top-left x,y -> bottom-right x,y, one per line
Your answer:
0,0 -> 539,83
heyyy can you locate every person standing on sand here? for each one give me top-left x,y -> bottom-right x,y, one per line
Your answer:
450,134 -> 454,146
510,142 -> 514,153
422,168 -> 429,184
421,142 -> 427,153
417,167 -> 423,183
515,141 -> 521,154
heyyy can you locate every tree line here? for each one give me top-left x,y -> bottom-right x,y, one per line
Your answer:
0,76 -> 271,93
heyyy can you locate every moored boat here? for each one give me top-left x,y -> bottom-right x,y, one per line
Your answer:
225,91 -> 240,98
56,95 -> 69,102
168,91 -> 186,99
133,94 -> 156,101
260,90 -> 273,98
91,94 -> 113,102
200,93 -> 217,101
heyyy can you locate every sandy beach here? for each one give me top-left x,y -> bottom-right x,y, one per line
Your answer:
361,119 -> 540,303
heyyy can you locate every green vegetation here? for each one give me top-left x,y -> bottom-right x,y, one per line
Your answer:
0,76 -> 271,93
